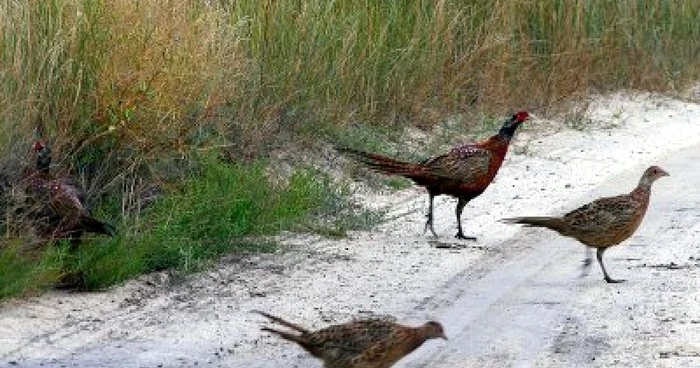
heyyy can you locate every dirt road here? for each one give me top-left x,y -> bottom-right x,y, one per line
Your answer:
1,93 -> 699,367
400,145 -> 700,368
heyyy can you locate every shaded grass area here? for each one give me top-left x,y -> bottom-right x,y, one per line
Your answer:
0,156 -> 381,296
0,244 -> 69,298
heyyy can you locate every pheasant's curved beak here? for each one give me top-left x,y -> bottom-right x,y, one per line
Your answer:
440,332 -> 448,340
661,169 -> 670,177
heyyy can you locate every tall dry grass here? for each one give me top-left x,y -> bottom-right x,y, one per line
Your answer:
2,0 -> 698,160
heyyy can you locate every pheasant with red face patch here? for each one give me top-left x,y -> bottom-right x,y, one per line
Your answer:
22,141 -> 116,242
339,111 -> 529,240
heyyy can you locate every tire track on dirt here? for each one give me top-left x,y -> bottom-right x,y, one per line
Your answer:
399,145 -> 700,367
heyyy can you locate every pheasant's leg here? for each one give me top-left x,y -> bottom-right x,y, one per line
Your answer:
68,230 -> 84,251
454,198 -> 476,240
423,193 -> 438,237
580,247 -> 593,277
597,247 -> 625,283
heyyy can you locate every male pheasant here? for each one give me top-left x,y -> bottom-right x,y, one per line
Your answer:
340,111 -> 529,240
22,140 -> 116,241
502,166 -> 669,283
255,311 -> 446,368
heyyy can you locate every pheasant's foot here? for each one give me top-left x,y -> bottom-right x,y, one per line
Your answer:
604,277 -> 626,284
455,233 -> 477,241
423,223 -> 438,237
424,216 -> 438,237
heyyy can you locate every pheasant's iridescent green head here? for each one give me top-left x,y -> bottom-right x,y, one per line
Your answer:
32,140 -> 51,174
498,111 -> 529,138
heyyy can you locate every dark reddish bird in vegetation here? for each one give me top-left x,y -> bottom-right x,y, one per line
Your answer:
22,140 -> 116,241
339,111 -> 529,240
502,166 -> 669,283
255,310 -> 446,368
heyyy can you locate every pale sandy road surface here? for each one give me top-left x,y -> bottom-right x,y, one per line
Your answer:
1,92 -> 699,368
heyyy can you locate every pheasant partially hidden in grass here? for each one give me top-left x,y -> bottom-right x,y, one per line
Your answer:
22,140 -> 116,242
339,111 -> 529,240
255,310 -> 446,368
502,166 -> 669,283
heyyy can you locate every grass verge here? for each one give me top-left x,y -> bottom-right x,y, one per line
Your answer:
0,155 -> 381,295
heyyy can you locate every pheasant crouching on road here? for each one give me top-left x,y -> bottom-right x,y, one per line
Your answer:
254,310 -> 446,368
502,166 -> 669,283
339,111 -> 529,240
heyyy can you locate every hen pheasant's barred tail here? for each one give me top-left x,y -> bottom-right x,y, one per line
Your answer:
337,147 -> 422,176
501,216 -> 568,233
253,310 -> 311,334
260,327 -> 305,344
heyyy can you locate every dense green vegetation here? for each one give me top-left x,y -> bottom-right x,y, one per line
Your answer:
1,0 -> 698,297
0,158 -> 379,297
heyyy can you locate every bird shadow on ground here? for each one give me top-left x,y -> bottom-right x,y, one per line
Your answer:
633,261 -> 699,270
427,239 -> 494,251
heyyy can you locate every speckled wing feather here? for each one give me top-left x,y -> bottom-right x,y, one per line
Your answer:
56,177 -> 87,204
562,194 -> 643,238
308,320 -> 398,366
422,146 -> 492,183
321,320 -> 427,368
49,179 -> 86,218
351,330 -> 411,368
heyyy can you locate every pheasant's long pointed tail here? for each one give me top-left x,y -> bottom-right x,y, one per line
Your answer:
78,215 -> 117,236
337,147 -> 422,176
260,327 -> 304,342
253,310 -> 311,334
501,216 -> 567,233
260,327 -> 319,356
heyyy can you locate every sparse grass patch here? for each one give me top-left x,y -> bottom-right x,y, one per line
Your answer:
563,110 -> 595,131
325,123 -> 403,158
385,177 -> 413,191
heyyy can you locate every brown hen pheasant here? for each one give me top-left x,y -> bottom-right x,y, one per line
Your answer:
340,111 -> 529,240
22,140 -> 116,241
502,166 -> 669,283
255,311 -> 446,368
